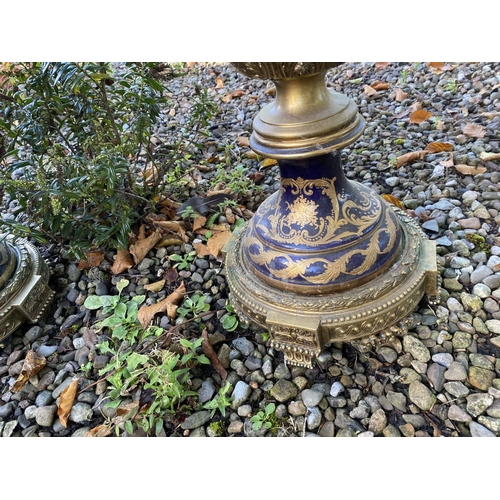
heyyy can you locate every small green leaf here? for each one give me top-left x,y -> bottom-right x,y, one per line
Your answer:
125,421 -> 134,435
117,279 -> 130,295
84,295 -> 104,310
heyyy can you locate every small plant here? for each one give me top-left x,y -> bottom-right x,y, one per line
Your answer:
177,292 -> 211,321
169,250 -> 197,270
399,68 -> 409,84
250,402 -> 277,431
445,79 -> 458,93
220,300 -> 242,332
203,381 -> 233,418
83,278 -> 211,436
210,163 -> 257,198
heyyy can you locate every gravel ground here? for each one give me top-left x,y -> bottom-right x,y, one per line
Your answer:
1,61 -> 500,438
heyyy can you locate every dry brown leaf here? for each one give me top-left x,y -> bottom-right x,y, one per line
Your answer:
168,108 -> 175,117
455,164 -> 487,176
138,225 -> 146,240
78,251 -> 105,270
193,241 -> 212,257
395,88 -> 408,102
440,152 -> 454,167
480,152 -> 500,162
397,150 -> 428,167
232,89 -> 245,98
192,216 -> 207,232
201,329 -> 227,380
237,136 -> 250,147
371,81 -> 390,91
206,231 -> 233,259
425,142 -> 454,153
409,109 -> 433,124
129,230 -> 163,265
375,62 -> 390,69
428,62 -> 453,72
156,237 -> 185,248
111,248 -> 134,275
260,158 -> 278,169
364,85 -> 379,97
138,281 -> 186,326
264,85 -> 276,96
144,280 -> 166,293
215,77 -> 224,89
58,378 -> 79,427
86,424 -> 113,437
463,123 -> 486,138
151,220 -> 188,242
12,350 -> 47,393
481,112 -> 500,120
220,94 -> 232,103
381,194 -> 405,210
163,267 -> 178,283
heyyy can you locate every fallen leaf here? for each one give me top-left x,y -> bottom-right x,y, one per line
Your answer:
144,280 -> 166,293
397,150 -> 428,167
409,109 -> 433,124
428,62 -> 453,72
206,231 -> 233,259
371,81 -> 389,91
479,152 -> 500,161
220,94 -> 232,103
163,267 -> 178,283
168,108 -> 175,117
381,194 -> 405,210
264,85 -> 276,96
138,281 -> 186,326
201,329 -> 227,380
395,88 -> 408,102
440,152 -> 454,167
111,248 -> 134,275
215,77 -> 224,89
156,237 -> 185,248
12,350 -> 47,393
425,142 -> 454,153
225,208 -> 235,224
375,62 -> 390,69
249,172 -> 265,184
237,136 -> 250,147
129,231 -> 163,265
78,251 -> 105,270
58,379 -> 79,427
463,123 -> 486,138
193,241 -> 212,257
455,164 -> 487,176
192,215 -> 207,232
232,89 -> 245,98
260,158 -> 278,169
86,424 -> 113,437
150,220 -> 188,242
364,85 -> 379,97
481,112 -> 500,120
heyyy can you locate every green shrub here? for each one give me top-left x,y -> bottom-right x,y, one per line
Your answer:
0,62 -> 217,259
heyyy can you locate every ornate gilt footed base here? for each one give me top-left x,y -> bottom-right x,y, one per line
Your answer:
0,237 -> 54,344
225,208 -> 438,368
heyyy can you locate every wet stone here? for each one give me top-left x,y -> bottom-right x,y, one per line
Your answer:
306,407 -> 322,430
232,338 -> 254,357
466,393 -> 494,417
448,405 -> 472,423
318,421 -> 335,437
444,362 -> 468,381
403,335 -> 431,362
432,352 -> 454,368
301,389 -> 324,407
399,368 -> 422,384
269,379 -> 298,403
386,391 -> 407,412
288,400 -> 307,416
468,366 -> 496,391
368,409 -> 387,436
486,399 -> 500,418
478,416 -> 500,434
485,320 -> 500,334
274,362 -> 291,380
34,405 -> 57,427
376,347 -> 398,363
198,380 -> 216,404
470,421 -> 496,437
427,363 -> 446,392
330,381 -> 345,397
452,331 -> 472,350
230,381 -> 252,409
409,381 -> 436,411
181,411 -> 212,430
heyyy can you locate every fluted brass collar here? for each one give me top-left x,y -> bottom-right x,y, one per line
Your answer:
232,63 -> 365,159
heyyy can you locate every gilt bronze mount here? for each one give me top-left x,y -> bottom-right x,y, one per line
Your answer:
225,63 -> 438,368
0,236 -> 54,345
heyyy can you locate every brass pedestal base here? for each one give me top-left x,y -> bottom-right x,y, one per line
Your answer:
0,237 -> 54,344
225,208 -> 438,368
